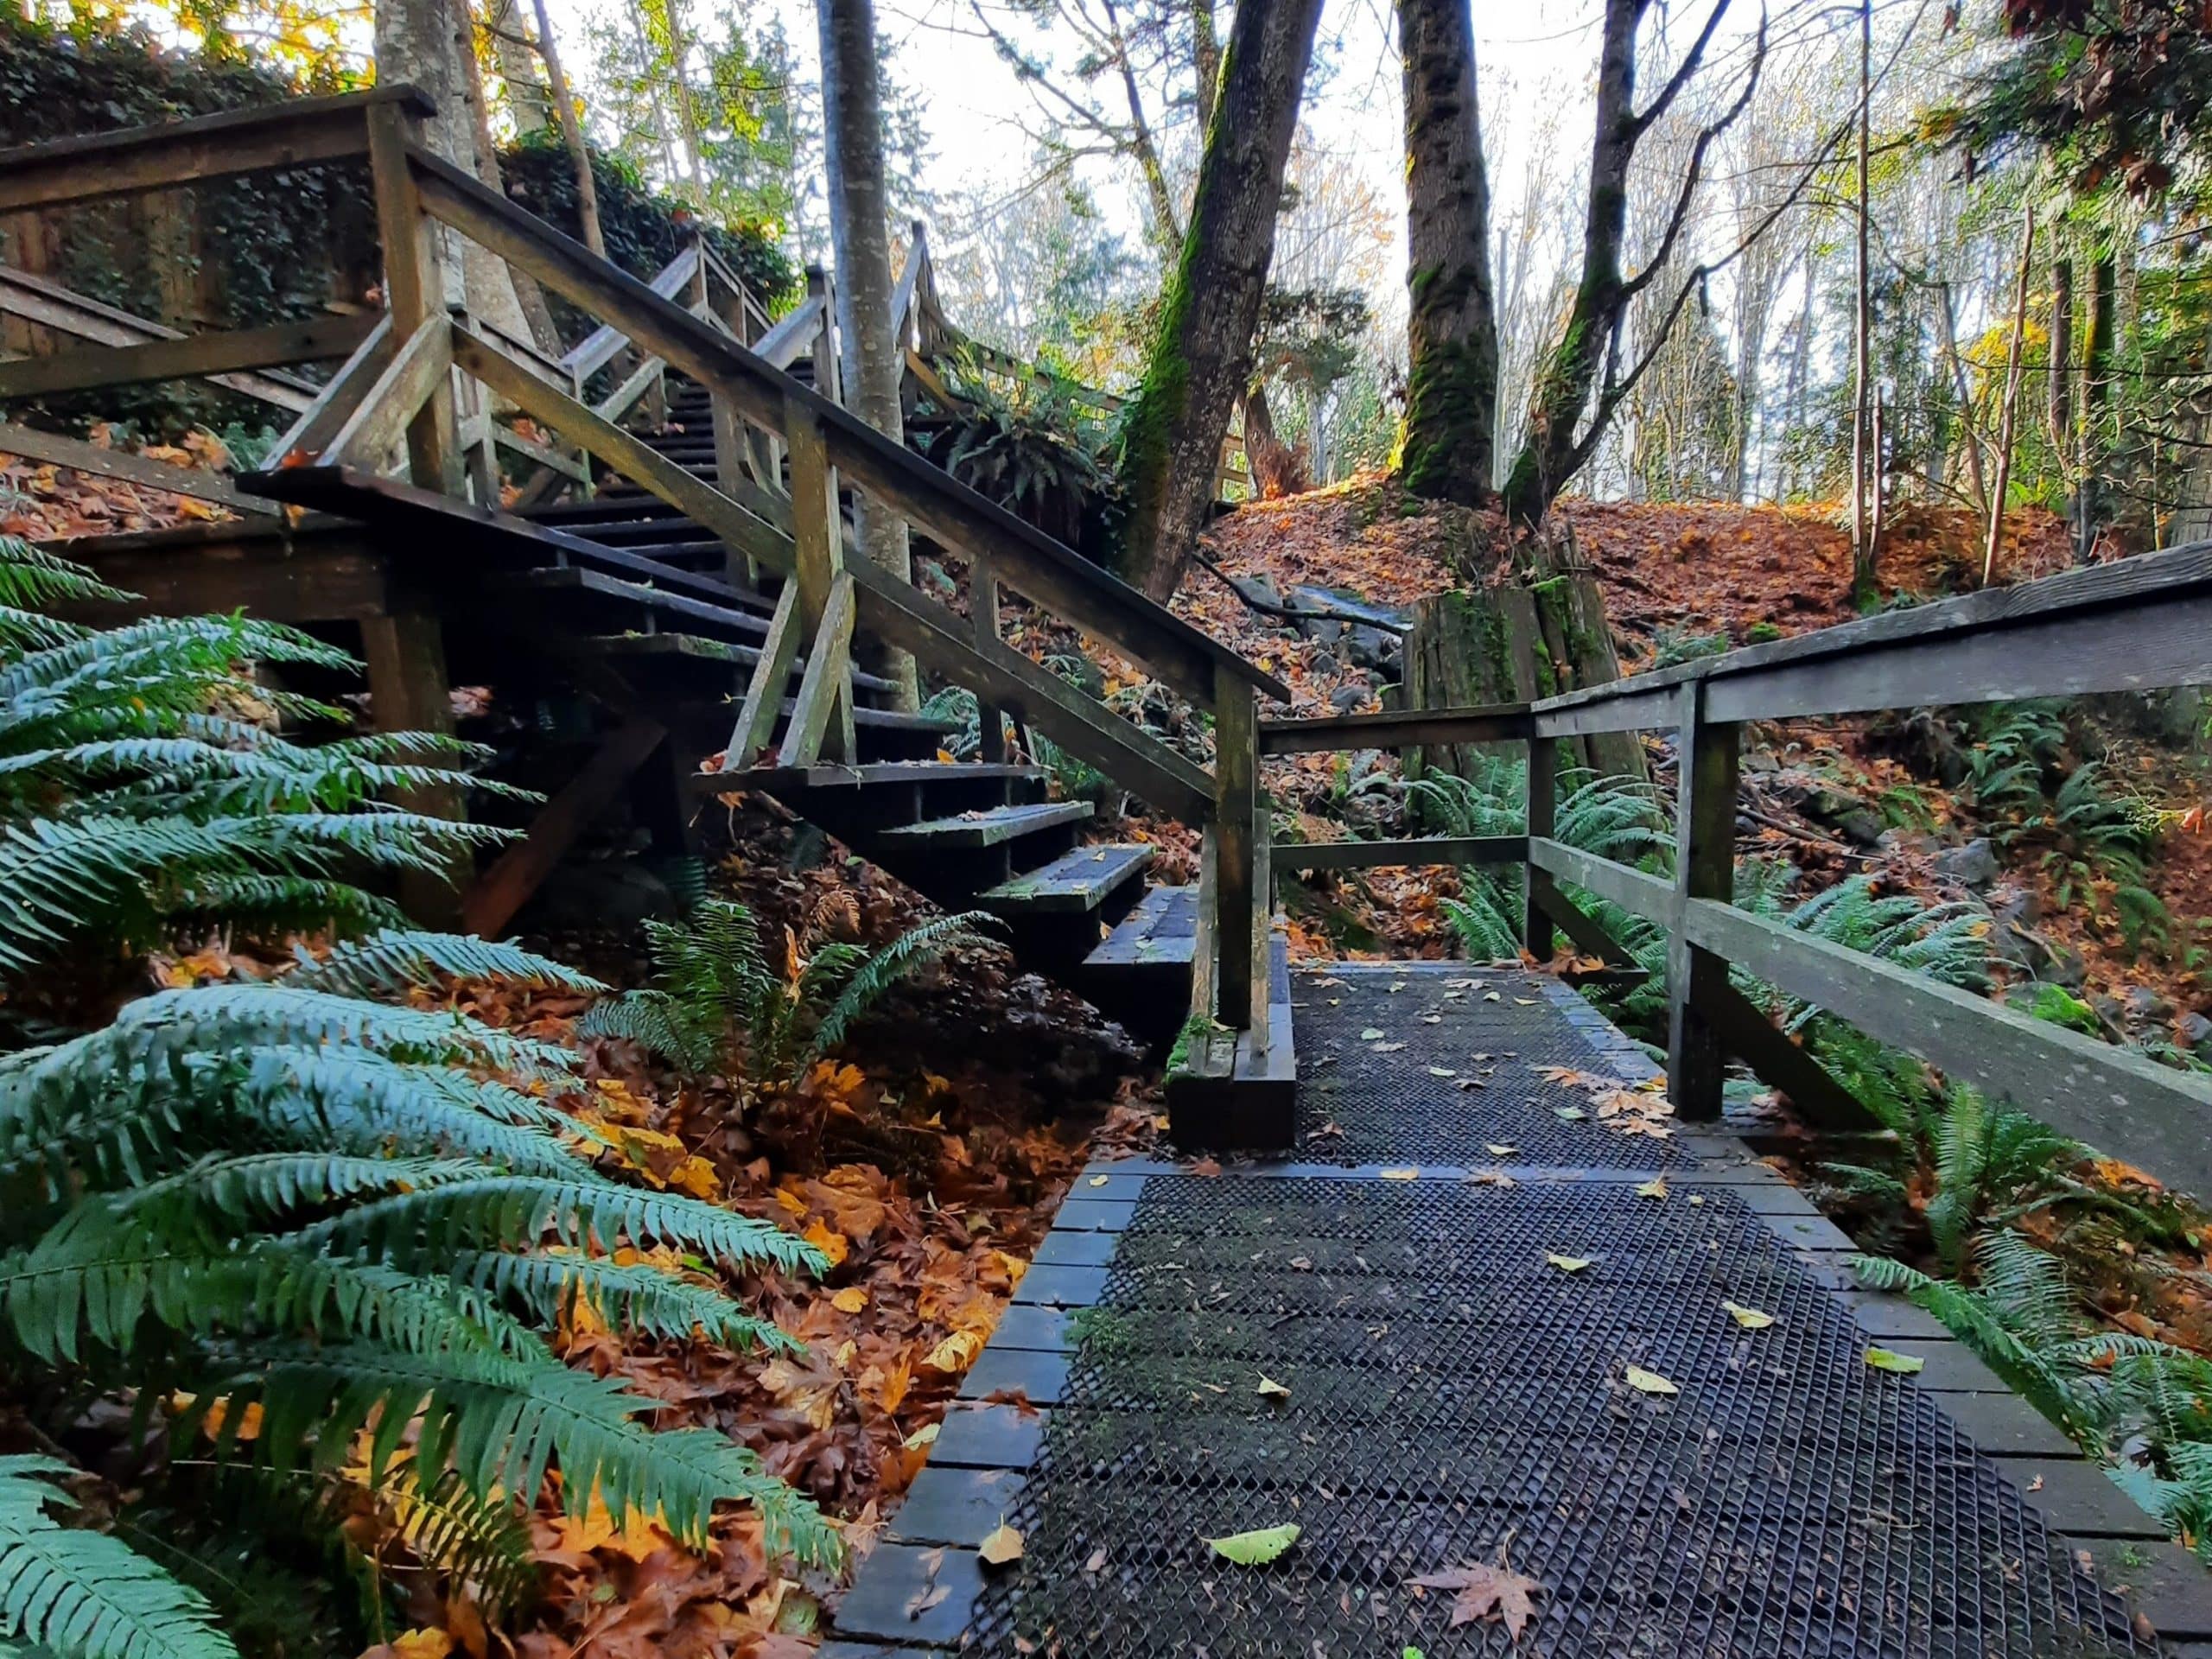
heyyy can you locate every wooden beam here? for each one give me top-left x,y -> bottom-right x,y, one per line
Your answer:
1667,683 -> 1738,1122
0,264 -> 315,409
1531,882 -> 1641,970
461,715 -> 668,936
1260,702 -> 1531,753
264,315 -> 395,467
559,245 -> 702,383
451,326 -> 792,573
844,556 -> 1213,822
722,583 -> 804,770
1274,836 -> 1527,870
0,421 -> 274,514
777,573 -> 856,766
365,102 -> 457,495
321,314 -> 454,473
1535,537 -> 2212,734
0,87 -> 431,213
401,143 -> 1290,709
1523,731 -> 1558,959
1212,670 -> 1260,1033
1691,975 -> 1876,1132
971,547 -> 1007,764
0,314 -> 373,401
361,609 -> 466,923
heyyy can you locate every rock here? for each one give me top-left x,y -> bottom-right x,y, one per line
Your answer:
1991,885 -> 2041,930
1308,651 -> 1338,677
1741,749 -> 1780,774
1242,572 -> 1283,608
1328,683 -> 1370,715
2094,994 -> 2127,1028
1837,810 -> 1888,848
1344,623 -> 1402,673
1988,923 -> 2040,970
1933,837 -> 2001,890
2181,1012 -> 2212,1057
2121,985 -> 2177,1026
528,857 -> 678,930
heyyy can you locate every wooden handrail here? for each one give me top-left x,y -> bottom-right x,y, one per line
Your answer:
401,142 -> 1289,711
0,87 -> 433,214
559,245 -> 703,382
751,296 -> 824,372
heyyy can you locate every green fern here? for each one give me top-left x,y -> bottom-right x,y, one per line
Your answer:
582,897 -> 999,1084
0,1455 -> 237,1659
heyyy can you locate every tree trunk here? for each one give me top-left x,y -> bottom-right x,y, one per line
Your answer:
2077,252 -> 2115,563
1113,0 -> 1324,601
1936,278 -> 1989,516
1847,0 -> 1875,605
2047,251 -> 2073,454
448,0 -> 560,353
1497,0 -> 1639,526
377,0 -> 535,346
665,0 -> 709,202
1396,0 -> 1500,507
530,0 -> 606,259
1191,0 -> 1221,128
817,0 -> 918,708
1243,383 -> 1305,498
482,0 -> 551,131
1404,525 -> 1645,785
1984,205 -> 2037,585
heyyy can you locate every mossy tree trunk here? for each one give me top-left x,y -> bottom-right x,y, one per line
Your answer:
1113,0 -> 1324,601
1396,0 -> 1499,507
1405,524 -> 1646,785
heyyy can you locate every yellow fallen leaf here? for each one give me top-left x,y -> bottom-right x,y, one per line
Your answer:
1088,1174 -> 1110,1187
1637,1176 -> 1669,1200
668,1154 -> 721,1198
1379,1166 -> 1420,1180
1625,1364 -> 1679,1395
1485,1144 -> 1516,1157
803,1218 -> 849,1267
391,1631 -> 453,1659
1545,1254 -> 1592,1274
1721,1300 -> 1775,1330
925,1330 -> 982,1372
978,1521 -> 1024,1567
1256,1375 -> 1291,1400
831,1286 -> 869,1314
1865,1346 -> 1924,1375
903,1422 -> 939,1449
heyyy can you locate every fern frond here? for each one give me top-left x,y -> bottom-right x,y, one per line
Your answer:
0,1455 -> 238,1659
806,910 -> 997,1060
445,1249 -> 799,1352
288,931 -> 604,999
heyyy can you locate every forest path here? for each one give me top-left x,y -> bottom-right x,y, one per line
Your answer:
826,964 -> 2199,1656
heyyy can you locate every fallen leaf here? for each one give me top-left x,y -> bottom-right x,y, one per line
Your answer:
1554,1106 -> 1586,1121
1625,1364 -> 1679,1395
1409,1557 -> 1544,1637
1485,1144 -> 1517,1157
1637,1176 -> 1669,1200
1379,1166 -> 1420,1180
978,1521 -> 1024,1567
903,1422 -> 940,1449
831,1287 -> 869,1313
1089,1174 -> 1110,1187
1720,1300 -> 1775,1330
1360,1027 -> 1387,1040
1372,1041 -> 1407,1052
1866,1346 -> 1925,1375
1205,1522 -> 1300,1565
1427,1066 -> 1458,1077
1545,1254 -> 1592,1274
1256,1375 -> 1291,1401
391,1632 -> 453,1659
925,1331 -> 982,1372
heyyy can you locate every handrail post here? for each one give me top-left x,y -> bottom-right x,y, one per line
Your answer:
779,387 -> 854,764
971,549 -> 1007,762
1522,729 -> 1557,960
1667,680 -> 1738,1120
1212,665 -> 1261,1033
806,264 -> 842,405
364,101 -> 460,495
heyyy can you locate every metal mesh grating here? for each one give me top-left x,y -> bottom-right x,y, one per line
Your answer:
1292,965 -> 1693,1167
968,1175 -> 2148,1658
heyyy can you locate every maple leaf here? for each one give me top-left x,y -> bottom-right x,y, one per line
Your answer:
1410,1559 -> 1544,1637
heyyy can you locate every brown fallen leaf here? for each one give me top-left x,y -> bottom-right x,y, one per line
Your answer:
1410,1557 -> 1545,1637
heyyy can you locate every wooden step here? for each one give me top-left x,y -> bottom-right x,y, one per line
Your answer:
700,760 -> 1045,794
1086,883 -> 1198,968
979,843 -> 1153,916
876,800 -> 1092,849
578,631 -> 897,695
488,566 -> 773,642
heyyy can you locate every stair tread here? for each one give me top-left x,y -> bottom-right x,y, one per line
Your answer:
578,632 -> 897,695
487,566 -> 774,639
877,800 -> 1093,847
978,843 -> 1154,914
708,760 -> 1046,791
1087,883 -> 1198,968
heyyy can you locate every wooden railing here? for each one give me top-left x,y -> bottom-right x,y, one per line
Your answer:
1263,545 -> 2212,1192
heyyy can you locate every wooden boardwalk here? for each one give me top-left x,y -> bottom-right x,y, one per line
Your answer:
828,964 -> 2212,1657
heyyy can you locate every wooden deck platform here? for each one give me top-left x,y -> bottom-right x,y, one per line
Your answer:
824,963 -> 2209,1656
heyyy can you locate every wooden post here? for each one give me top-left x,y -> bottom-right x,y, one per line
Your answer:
972,548 -> 1007,762
807,265 -> 842,404
1522,730 -> 1558,961
1212,666 -> 1260,1032
364,102 -> 460,496
362,611 -> 467,924
1667,681 -> 1738,1121
784,388 -> 852,761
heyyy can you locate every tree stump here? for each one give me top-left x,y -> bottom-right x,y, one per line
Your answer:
1404,523 -> 1646,785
